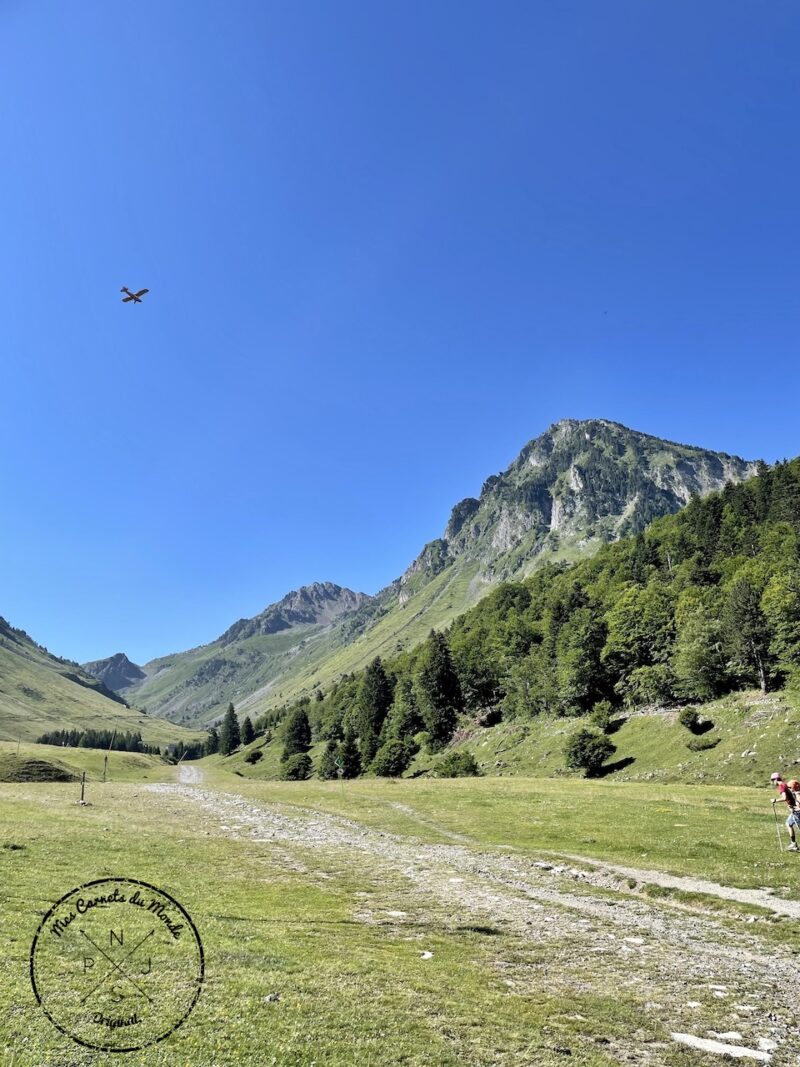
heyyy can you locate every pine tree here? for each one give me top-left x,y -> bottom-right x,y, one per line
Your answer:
241,716 -> 255,746
339,729 -> 362,778
282,706 -> 311,762
204,727 -> 219,756
722,577 -> 772,693
219,703 -> 241,756
317,738 -> 339,780
416,630 -> 464,751
356,657 -> 393,764
382,677 -> 423,741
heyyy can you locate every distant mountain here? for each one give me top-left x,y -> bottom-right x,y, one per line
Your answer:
221,418 -> 758,716
121,419 -> 758,728
114,583 -> 372,726
83,652 -> 145,692
218,583 -> 371,643
0,617 -> 196,747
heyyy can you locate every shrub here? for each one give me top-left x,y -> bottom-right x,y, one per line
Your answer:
433,751 -> 481,778
678,707 -> 700,731
564,727 -> 615,777
678,707 -> 714,734
588,700 -> 614,733
279,753 -> 312,781
244,750 -> 263,765
371,739 -> 416,778
686,735 -> 720,752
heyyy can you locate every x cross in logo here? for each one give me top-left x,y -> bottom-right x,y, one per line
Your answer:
79,928 -> 156,1005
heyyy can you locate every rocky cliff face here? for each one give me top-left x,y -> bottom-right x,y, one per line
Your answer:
83,652 -> 146,692
398,418 -> 758,589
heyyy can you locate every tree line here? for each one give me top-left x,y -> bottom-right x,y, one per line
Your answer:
36,728 -> 160,755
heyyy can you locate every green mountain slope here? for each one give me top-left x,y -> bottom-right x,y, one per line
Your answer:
231,453 -> 800,782
228,418 -> 758,717
103,419 -> 757,727
0,617 -> 199,746
90,583 -> 372,727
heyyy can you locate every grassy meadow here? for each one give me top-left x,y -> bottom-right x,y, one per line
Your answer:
0,773 -> 675,1067
198,769 -> 796,900
1,756 -> 798,1065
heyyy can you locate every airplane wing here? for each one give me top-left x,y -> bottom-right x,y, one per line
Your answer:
121,295 -> 134,302
133,289 -> 149,298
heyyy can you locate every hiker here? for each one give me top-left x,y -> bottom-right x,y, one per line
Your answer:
770,773 -> 800,852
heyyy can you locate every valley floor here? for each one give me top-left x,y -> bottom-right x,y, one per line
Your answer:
1,767 -> 798,1066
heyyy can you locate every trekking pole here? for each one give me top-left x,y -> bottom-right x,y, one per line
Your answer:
773,804 -> 784,853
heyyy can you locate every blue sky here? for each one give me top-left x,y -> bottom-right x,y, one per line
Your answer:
1,1 -> 798,664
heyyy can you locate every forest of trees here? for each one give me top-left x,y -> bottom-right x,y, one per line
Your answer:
36,728 -> 160,755
252,457 -> 800,779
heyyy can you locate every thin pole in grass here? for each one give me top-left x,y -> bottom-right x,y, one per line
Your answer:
78,771 -> 87,806
773,804 -> 784,853
103,729 -> 116,784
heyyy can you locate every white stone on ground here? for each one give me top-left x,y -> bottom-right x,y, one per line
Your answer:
671,1033 -> 770,1061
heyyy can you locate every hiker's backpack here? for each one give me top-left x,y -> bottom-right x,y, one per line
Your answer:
788,780 -> 800,808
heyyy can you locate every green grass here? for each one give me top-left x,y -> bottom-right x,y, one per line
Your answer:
198,770 -> 798,899
223,686 -> 800,796
0,778 -> 673,1066
0,742 -> 173,784
438,688 -> 800,787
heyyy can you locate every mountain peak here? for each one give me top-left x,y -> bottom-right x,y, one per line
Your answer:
420,419 -> 758,585
83,652 -> 146,691
219,582 -> 372,645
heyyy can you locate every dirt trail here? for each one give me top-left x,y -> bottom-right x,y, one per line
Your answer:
554,851 -> 800,920
151,772 -> 798,1064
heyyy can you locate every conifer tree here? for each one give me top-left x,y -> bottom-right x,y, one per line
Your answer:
382,677 -> 423,741
416,630 -> 463,751
282,706 -> 311,762
219,704 -> 241,755
317,738 -> 339,780
241,715 -> 255,746
204,727 -> 220,756
356,657 -> 392,764
339,729 -> 362,778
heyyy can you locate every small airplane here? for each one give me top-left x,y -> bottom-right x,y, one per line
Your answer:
120,286 -> 149,304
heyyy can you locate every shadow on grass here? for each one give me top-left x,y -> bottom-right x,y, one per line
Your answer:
606,717 -> 627,736
691,719 -> 715,736
593,756 -> 636,778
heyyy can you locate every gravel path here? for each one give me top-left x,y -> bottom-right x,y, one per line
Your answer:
154,769 -> 799,1065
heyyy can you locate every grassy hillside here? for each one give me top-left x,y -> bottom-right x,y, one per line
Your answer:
0,740 -> 169,783
216,687 -> 800,788
0,618 -> 202,747
112,584 -> 372,727
130,624 -> 329,726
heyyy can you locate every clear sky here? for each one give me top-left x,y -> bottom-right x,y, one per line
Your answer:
1,1 -> 798,664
